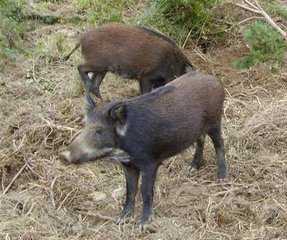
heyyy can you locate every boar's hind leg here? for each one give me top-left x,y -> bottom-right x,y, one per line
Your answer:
208,125 -> 227,180
190,135 -> 206,172
139,163 -> 159,226
116,164 -> 140,224
90,72 -> 106,99
151,77 -> 166,89
78,64 -> 105,98
139,79 -> 153,94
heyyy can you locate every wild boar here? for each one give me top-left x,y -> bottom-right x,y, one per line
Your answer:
64,23 -> 193,98
60,71 -> 227,228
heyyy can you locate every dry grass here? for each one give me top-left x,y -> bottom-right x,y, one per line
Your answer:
1,5 -> 287,240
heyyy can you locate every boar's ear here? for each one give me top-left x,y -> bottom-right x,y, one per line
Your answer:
109,103 -> 127,125
84,93 -> 97,123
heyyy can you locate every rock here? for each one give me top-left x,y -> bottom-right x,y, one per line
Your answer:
90,191 -> 107,202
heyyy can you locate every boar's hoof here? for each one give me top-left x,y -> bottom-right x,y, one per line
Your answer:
190,158 -> 205,168
115,208 -> 134,225
217,178 -> 225,184
217,177 -> 227,184
91,87 -> 102,100
138,215 -> 152,227
95,92 -> 102,100
188,159 -> 205,176
188,166 -> 198,176
138,220 -> 157,233
217,169 -> 227,182
115,215 -> 132,225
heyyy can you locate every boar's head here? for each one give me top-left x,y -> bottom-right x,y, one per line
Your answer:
60,94 -> 127,164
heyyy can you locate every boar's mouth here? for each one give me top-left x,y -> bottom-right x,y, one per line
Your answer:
60,147 -> 113,165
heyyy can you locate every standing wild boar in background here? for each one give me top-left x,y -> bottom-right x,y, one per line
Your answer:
64,23 -> 194,99
60,71 -> 227,228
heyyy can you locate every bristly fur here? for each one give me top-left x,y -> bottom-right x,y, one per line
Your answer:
76,23 -> 194,97
61,71 -> 227,226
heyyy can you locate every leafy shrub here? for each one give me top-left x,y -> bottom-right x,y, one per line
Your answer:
132,2 -> 185,44
133,0 -> 225,46
264,0 -> 287,21
32,32 -> 68,65
0,0 -> 26,64
0,0 -> 25,22
73,0 -> 135,25
234,21 -> 287,69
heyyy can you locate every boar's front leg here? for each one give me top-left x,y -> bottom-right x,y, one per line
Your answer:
139,163 -> 159,227
116,163 -> 140,224
78,64 -> 94,92
139,79 -> 153,94
140,76 -> 166,94
150,77 -> 166,90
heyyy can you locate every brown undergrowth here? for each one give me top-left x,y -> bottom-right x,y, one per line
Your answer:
1,4 -> 287,240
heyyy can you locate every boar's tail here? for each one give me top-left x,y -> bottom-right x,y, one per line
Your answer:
63,42 -> 80,61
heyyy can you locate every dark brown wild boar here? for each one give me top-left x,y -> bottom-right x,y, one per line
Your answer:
64,23 -> 193,98
59,71 -> 227,228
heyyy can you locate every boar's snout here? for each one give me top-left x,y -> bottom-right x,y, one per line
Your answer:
59,146 -> 114,165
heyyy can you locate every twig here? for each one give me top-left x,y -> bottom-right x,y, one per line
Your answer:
2,162 -> 28,195
50,176 -> 58,208
193,48 -> 209,63
166,156 -> 178,172
235,0 -> 287,41
245,0 -> 259,11
57,188 -> 77,210
235,3 -> 261,14
253,0 -> 264,11
1,168 -> 5,192
255,2 -> 287,40
40,117 -> 78,132
208,231 -> 232,240
12,135 -> 26,153
273,198 -> 287,216
31,58 -> 44,93
238,16 -> 264,25
25,163 -> 43,180
182,29 -> 193,49
78,211 -> 114,221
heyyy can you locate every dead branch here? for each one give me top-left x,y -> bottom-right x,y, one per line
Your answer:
235,0 -> 287,41
78,211 -> 114,221
238,16 -> 264,25
2,162 -> 29,195
40,117 -> 78,132
235,3 -> 261,14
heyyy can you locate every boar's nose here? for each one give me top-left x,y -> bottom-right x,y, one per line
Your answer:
59,150 -> 72,164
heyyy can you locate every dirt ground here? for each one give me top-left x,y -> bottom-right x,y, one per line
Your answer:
1,2 -> 287,240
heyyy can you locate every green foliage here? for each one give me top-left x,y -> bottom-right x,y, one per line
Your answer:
0,0 -> 26,64
133,0 -> 224,46
264,0 -> 287,21
132,2 -> 186,45
38,0 -> 65,2
0,0 -> 25,22
32,33 -> 67,65
73,0 -> 134,25
234,21 -> 287,69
